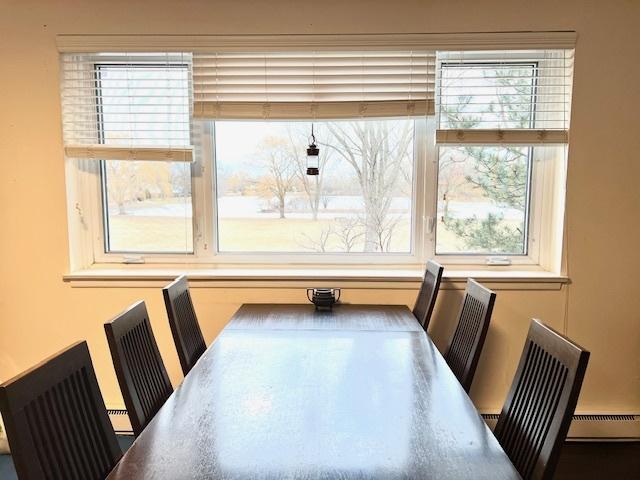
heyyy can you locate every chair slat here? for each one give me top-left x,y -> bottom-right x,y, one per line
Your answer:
412,260 -> 444,330
0,341 -> 121,480
494,319 -> 589,480
163,275 -> 207,376
444,279 -> 496,392
104,301 -> 173,437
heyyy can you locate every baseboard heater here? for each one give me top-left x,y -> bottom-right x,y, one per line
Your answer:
481,413 -> 640,441
108,409 -> 640,440
107,409 -> 132,435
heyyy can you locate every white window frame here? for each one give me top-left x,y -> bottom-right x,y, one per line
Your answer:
61,33 -> 572,272
431,51 -> 569,269
202,118 -> 432,266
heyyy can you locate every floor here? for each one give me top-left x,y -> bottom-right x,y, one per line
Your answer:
553,442 -> 640,479
0,440 -> 638,479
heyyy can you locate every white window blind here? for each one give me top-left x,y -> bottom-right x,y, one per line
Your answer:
435,49 -> 573,144
60,53 -> 194,161
192,51 -> 436,120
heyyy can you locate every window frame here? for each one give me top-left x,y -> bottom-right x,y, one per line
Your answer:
431,53 -> 567,267
85,60 -> 202,263
197,117 -> 430,265
95,62 -> 196,256
67,54 -> 566,271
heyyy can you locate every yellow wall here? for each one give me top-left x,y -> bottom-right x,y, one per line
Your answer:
1,0 -> 639,415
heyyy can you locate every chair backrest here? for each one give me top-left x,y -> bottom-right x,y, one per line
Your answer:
0,341 -> 121,480
412,260 -> 444,330
162,275 -> 206,376
104,301 -> 173,436
444,279 -> 496,392
494,319 -> 589,480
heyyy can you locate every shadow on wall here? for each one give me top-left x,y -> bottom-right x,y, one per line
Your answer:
428,287 -> 465,352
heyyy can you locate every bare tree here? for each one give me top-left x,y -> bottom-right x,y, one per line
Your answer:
333,217 -> 364,252
373,214 -> 403,252
325,120 -> 413,252
298,226 -> 332,252
438,152 -> 467,222
256,137 -> 296,219
170,163 -> 192,197
320,193 -> 331,210
105,162 -> 138,214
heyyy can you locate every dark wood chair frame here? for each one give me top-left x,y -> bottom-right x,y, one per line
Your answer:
0,341 -> 122,480
494,318 -> 590,480
104,301 -> 173,437
163,275 -> 206,376
443,278 -> 496,393
412,260 -> 444,331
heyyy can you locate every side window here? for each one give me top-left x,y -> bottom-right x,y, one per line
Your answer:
96,64 -> 194,254
436,62 -> 539,257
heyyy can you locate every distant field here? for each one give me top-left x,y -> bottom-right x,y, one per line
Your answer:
107,216 -> 194,253
106,214 -> 475,254
106,195 -> 520,254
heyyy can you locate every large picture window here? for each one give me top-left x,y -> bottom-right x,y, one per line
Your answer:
60,44 -> 572,269
214,120 -> 415,254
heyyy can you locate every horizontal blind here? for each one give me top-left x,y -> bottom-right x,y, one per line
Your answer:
193,51 -> 436,119
436,49 -> 573,144
61,52 -> 193,161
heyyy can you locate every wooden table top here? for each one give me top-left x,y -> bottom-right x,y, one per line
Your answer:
107,304 -> 519,480
226,303 -> 425,331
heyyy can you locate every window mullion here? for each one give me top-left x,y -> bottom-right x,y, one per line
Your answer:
422,117 -> 438,262
193,121 -> 215,259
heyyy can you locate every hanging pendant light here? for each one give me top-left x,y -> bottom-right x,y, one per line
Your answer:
306,124 -> 319,176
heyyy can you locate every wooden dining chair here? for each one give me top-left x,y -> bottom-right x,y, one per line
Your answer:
494,319 -> 589,480
443,279 -> 496,392
163,275 -> 206,376
412,260 -> 444,331
104,301 -> 173,436
0,341 -> 122,480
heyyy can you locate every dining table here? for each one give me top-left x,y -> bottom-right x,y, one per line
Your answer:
106,303 -> 520,479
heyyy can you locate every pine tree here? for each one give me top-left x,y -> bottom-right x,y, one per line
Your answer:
441,66 -> 534,253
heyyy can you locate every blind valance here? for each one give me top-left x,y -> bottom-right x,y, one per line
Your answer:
193,51 -> 436,119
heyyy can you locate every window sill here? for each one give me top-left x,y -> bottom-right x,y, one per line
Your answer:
63,266 -> 568,290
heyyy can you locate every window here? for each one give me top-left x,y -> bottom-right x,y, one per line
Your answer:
101,160 -> 193,253
61,44 -> 572,270
436,61 -> 537,255
213,119 -> 415,254
434,51 -> 572,265
95,63 -> 194,253
436,145 -> 532,255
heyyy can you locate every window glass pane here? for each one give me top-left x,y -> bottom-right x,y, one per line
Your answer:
436,146 -> 530,255
439,63 -> 536,129
103,160 -> 193,253
214,120 -> 414,254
